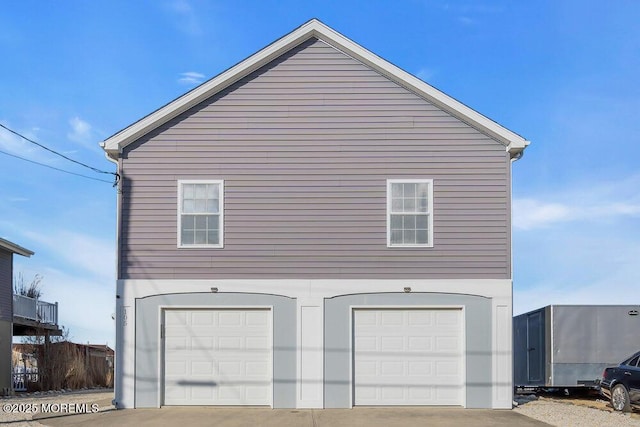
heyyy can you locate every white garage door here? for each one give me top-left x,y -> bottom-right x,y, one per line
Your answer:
353,308 -> 464,406
163,308 -> 272,406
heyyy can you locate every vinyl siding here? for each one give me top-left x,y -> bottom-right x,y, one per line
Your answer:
0,250 -> 12,321
120,38 -> 511,280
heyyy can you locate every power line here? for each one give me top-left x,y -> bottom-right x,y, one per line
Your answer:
0,123 -> 117,176
0,149 -> 113,183
0,122 -> 119,186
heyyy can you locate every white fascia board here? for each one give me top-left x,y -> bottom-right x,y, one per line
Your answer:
102,19 -> 529,155
0,238 -> 34,257
101,20 -> 322,154
310,22 -> 529,151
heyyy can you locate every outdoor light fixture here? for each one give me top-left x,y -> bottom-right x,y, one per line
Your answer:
211,287 -> 218,293
404,287 -> 411,293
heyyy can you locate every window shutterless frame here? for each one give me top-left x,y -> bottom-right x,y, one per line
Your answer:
386,179 -> 433,248
177,179 -> 224,248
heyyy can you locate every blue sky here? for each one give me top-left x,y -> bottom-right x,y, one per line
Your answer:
1,1 -> 639,345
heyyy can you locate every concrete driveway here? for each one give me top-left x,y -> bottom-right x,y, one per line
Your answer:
38,406 -> 550,427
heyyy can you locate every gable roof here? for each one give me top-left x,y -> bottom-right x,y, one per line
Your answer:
0,237 -> 34,257
101,19 -> 529,158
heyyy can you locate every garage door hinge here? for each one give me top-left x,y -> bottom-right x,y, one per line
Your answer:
160,324 -> 164,339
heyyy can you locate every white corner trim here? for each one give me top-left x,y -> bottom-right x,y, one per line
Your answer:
296,297 -> 324,408
491,301 -> 513,408
101,19 -> 529,154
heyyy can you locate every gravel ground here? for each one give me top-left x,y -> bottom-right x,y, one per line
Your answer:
514,394 -> 640,427
0,389 -> 113,427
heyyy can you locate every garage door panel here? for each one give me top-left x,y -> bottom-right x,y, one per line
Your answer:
381,336 -> 403,351
191,311 -> 214,325
246,361 -> 269,376
218,311 -> 242,326
380,311 -> 403,325
380,361 -> 404,376
219,336 -> 242,349
246,310 -> 270,325
409,337 -> 433,352
408,311 -> 433,325
354,308 -> 463,406
436,336 -> 460,352
246,386 -> 269,400
191,361 -> 214,374
408,360 -> 432,376
165,360 -> 187,376
382,386 -> 404,400
409,385 -> 433,400
435,310 -> 461,326
164,309 -> 272,406
246,336 -> 269,349
436,386 -> 461,402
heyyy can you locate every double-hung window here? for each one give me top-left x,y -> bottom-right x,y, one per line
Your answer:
178,180 -> 224,248
387,179 -> 433,247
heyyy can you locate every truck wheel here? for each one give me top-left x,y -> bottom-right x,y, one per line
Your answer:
611,384 -> 631,412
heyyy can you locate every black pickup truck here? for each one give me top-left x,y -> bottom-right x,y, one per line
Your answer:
601,350 -> 640,412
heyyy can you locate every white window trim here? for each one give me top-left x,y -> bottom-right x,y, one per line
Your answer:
177,179 -> 224,249
386,178 -> 434,248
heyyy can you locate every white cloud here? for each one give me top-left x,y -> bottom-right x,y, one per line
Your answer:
20,229 -> 115,282
514,199 -> 640,230
67,116 -> 92,144
514,238 -> 640,315
513,174 -> 640,230
513,174 -> 640,314
0,121 -> 40,157
458,16 -> 475,25
416,67 -> 435,83
165,0 -> 202,36
178,71 -> 206,85
513,199 -> 575,230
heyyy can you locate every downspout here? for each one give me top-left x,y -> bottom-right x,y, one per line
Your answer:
511,150 -> 524,162
508,143 -> 526,403
101,145 -> 122,407
101,147 -> 121,281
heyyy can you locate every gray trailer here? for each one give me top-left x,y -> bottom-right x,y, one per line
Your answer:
514,305 -> 640,389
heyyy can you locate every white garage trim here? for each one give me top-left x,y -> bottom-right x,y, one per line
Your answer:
158,305 -> 273,407
349,305 -> 466,407
116,279 -> 510,409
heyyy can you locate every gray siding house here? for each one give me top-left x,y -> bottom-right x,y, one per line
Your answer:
0,238 -> 33,395
102,20 -> 529,409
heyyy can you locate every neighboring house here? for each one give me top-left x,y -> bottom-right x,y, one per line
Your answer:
0,238 -> 33,395
101,19 -> 529,409
0,238 -> 61,395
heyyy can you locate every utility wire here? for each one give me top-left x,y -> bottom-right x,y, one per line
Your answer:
0,123 -> 120,186
0,148 -> 113,183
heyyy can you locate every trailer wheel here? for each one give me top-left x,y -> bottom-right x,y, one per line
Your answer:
611,384 -> 631,412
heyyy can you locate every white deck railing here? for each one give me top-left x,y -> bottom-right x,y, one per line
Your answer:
13,294 -> 58,325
